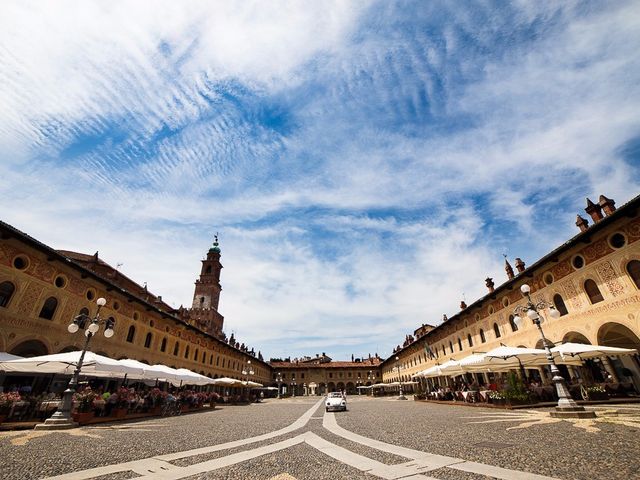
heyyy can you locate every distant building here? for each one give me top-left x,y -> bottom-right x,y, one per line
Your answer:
271,354 -> 382,395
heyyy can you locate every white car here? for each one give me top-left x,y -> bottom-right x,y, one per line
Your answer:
325,392 -> 347,412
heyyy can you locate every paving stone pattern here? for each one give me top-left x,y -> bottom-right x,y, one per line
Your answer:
1,396 -> 638,480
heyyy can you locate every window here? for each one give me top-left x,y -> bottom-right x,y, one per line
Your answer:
449,341 -> 454,354
553,294 -> 569,316
39,297 -> 58,320
195,348 -> 199,361
584,279 -> 604,304
479,329 -> 486,343
627,260 -> 640,289
457,338 -> 462,351
13,255 -> 28,270
185,346 -> 190,359
493,323 -> 501,338
216,356 -> 220,366
509,315 -> 518,332
79,307 -> 89,316
543,273 -> 554,285
86,289 -> 95,301
173,342 -> 180,356
160,337 -> 167,352
609,233 -> 626,249
209,354 -> 213,365
144,332 -> 152,348
0,281 -> 16,307
202,351 -> 206,363
126,325 -> 136,343
329,373 -> 333,378
301,373 -> 305,379
54,275 -> 66,288
205,265 -> 212,274
467,334 -> 473,347
572,255 -> 584,269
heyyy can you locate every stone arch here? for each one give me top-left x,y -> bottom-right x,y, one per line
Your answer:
59,345 -> 80,353
535,339 -> 556,349
597,322 -> 640,350
346,382 -> 355,394
337,382 -> 345,392
328,382 -> 336,392
9,339 -> 48,357
562,331 -> 591,344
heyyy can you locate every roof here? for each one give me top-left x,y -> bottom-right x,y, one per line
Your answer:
381,192 -> 640,366
271,359 -> 382,369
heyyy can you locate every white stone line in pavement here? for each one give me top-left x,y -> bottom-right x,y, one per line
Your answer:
322,410 -> 561,480
133,434 -> 307,480
43,398 -> 324,480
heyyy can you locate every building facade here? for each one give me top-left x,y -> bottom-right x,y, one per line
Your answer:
0,222 -> 271,386
271,355 -> 382,395
382,194 -> 640,389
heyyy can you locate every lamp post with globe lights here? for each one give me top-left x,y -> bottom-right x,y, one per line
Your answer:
513,284 -> 595,418
276,372 -> 283,399
36,297 -> 116,430
241,360 -> 254,400
393,356 -> 407,400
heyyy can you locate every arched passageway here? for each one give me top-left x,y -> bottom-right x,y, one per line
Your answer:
9,340 -> 48,357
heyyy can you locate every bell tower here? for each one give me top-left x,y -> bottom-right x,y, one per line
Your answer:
186,235 -> 225,337
192,234 -> 223,310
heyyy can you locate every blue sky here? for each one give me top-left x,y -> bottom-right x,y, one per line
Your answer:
1,0 -> 640,361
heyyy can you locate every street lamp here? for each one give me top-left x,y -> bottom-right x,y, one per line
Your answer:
367,370 -> 374,396
241,359 -> 254,400
276,372 -> 282,399
513,284 -> 595,418
36,297 -> 114,430
394,356 -> 407,400
291,380 -> 297,397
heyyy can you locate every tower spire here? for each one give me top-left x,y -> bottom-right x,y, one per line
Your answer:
504,254 -> 514,280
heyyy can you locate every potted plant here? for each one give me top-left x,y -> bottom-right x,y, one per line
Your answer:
487,390 -> 505,406
585,385 -> 609,401
72,387 -> 96,425
149,388 -> 166,415
0,392 -> 21,423
503,373 -> 532,406
112,387 -> 130,418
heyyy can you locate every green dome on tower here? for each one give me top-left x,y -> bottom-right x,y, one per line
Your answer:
209,233 -> 221,253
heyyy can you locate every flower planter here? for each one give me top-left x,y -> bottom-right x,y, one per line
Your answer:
113,407 -> 128,418
587,392 -> 609,401
151,406 -> 163,415
72,411 -> 95,425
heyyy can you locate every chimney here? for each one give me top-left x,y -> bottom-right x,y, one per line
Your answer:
460,300 -> 467,310
598,195 -> 616,216
442,314 -> 448,322
505,258 -> 514,280
514,258 -> 525,273
576,215 -> 589,232
485,277 -> 495,293
585,198 -> 604,223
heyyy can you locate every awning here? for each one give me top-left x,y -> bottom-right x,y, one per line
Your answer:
0,352 -> 143,378
551,342 -> 638,360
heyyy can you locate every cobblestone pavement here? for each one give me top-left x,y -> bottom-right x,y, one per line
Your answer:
1,396 -> 638,480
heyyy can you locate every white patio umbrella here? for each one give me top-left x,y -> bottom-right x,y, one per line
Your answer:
240,380 -> 263,388
0,351 -> 143,378
421,364 -> 446,378
0,352 -> 23,362
212,377 -> 244,387
176,368 -> 215,386
439,359 -> 464,376
551,342 -> 637,360
483,345 -> 582,371
148,364 -> 189,386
